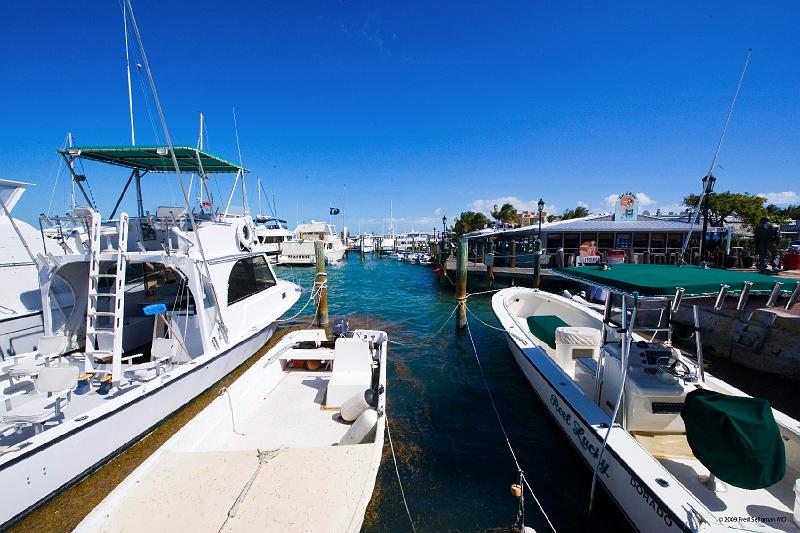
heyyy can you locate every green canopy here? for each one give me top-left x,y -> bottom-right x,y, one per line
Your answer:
553,264 -> 797,297
681,389 -> 785,489
60,146 -> 248,174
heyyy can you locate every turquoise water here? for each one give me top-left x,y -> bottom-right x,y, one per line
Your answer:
275,256 -> 632,532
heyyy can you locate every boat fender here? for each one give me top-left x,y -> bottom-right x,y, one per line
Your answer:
340,389 -> 377,422
339,408 -> 378,445
794,478 -> 800,528
236,219 -> 254,251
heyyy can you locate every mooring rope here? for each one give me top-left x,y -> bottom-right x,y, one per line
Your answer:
276,281 -> 326,323
387,303 -> 460,347
464,314 -> 557,532
386,414 -> 417,533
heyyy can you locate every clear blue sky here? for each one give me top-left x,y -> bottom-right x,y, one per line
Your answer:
1,1 -> 798,232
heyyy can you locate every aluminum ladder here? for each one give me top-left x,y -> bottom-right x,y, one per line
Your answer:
83,210 -> 129,387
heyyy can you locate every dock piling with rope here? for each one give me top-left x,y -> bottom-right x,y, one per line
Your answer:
456,240 -> 468,329
313,241 -> 329,326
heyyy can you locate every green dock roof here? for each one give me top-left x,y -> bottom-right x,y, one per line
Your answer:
60,146 -> 248,174
553,264 -> 797,298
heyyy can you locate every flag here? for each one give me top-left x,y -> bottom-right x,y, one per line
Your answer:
330,207 -> 340,215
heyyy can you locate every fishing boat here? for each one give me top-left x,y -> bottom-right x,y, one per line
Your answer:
0,180 -> 66,360
252,216 -> 294,264
492,263 -> 800,532
278,221 -> 346,265
0,146 -> 301,527
76,322 -> 387,532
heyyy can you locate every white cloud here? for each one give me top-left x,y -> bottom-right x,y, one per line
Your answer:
603,194 -> 618,207
757,191 -> 800,206
577,201 -> 589,208
604,192 -> 654,207
469,196 -> 559,217
434,207 -> 443,216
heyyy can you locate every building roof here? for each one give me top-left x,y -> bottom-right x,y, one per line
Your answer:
463,213 -> 702,239
60,146 -> 247,174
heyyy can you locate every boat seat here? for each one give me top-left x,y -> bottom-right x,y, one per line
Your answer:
3,335 -> 69,382
632,432 -> 696,461
526,315 -> 570,349
325,338 -> 373,408
2,366 -> 79,433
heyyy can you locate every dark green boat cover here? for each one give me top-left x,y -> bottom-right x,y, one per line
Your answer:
681,389 -> 785,489
553,264 -> 797,297
526,315 -> 569,349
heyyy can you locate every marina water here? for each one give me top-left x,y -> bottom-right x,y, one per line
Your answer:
277,256 -> 631,532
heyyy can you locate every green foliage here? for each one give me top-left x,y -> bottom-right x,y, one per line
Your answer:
452,211 -> 490,239
682,191 -> 780,230
490,203 -> 518,225
767,204 -> 800,220
561,205 -> 590,220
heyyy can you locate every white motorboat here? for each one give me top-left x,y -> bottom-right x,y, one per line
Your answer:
76,323 -> 387,533
0,146 -> 301,527
252,216 -> 294,264
278,221 -> 346,265
492,263 -> 800,532
0,180 -> 68,359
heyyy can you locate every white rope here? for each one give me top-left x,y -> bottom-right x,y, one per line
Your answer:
464,314 -> 557,532
465,288 -> 503,299
276,282 -> 326,323
386,414 -> 417,533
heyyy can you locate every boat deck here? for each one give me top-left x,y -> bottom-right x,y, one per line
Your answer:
81,370 -> 378,533
636,433 -> 797,531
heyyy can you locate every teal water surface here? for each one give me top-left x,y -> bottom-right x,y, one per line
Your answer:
275,256 -> 632,532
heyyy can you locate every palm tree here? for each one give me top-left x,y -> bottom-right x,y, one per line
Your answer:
491,203 -> 518,225
453,211 -> 490,239
561,205 -> 590,220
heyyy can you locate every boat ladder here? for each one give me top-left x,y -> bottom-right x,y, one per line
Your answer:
82,209 -> 129,386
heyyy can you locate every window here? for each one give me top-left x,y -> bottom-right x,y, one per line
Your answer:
228,255 -> 277,305
650,233 -> 666,251
633,232 -> 649,252
546,233 -> 562,252
598,232 -> 614,249
563,233 -> 580,251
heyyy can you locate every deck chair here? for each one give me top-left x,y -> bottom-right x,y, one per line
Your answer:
2,366 -> 79,434
3,335 -> 69,383
123,338 -> 178,381
326,338 -> 373,408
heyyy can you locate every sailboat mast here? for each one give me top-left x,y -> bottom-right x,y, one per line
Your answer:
123,3 -> 135,146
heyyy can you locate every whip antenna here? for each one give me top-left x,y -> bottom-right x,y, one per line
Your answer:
680,48 -> 752,263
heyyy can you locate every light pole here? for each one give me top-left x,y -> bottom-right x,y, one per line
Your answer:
442,215 -> 447,240
535,199 -> 544,288
698,175 -> 716,266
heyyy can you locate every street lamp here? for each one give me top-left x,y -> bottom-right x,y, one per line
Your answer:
698,174 -> 717,265
442,215 -> 447,238
537,198 -> 545,238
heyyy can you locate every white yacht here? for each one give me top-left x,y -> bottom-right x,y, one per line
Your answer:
278,221 -> 346,265
0,180 -> 57,360
492,264 -> 800,532
0,146 -> 300,527
76,324 -> 387,532
252,216 -> 294,263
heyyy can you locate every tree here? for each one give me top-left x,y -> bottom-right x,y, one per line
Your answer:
682,191 -> 780,230
767,203 -> 800,220
452,211 -> 490,239
561,205 -> 590,220
490,203 -> 518,225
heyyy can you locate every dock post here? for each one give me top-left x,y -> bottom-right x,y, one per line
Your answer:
533,238 -> 542,288
314,241 -> 329,327
510,240 -> 516,269
359,236 -> 365,262
486,240 -> 495,287
456,240 -> 468,329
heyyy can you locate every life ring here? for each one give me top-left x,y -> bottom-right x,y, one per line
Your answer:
236,219 -> 254,251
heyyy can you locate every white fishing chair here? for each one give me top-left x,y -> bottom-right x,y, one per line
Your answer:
2,366 -> 79,434
3,335 -> 69,383
326,338 -> 373,408
122,338 -> 179,381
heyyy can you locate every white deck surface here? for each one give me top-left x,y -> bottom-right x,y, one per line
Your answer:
87,370 -> 378,533
660,458 -> 797,531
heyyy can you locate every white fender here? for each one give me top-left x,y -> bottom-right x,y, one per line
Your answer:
236,219 -> 254,251
339,408 -> 378,445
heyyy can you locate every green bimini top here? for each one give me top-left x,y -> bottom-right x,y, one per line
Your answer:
60,146 -> 248,174
553,263 -> 797,298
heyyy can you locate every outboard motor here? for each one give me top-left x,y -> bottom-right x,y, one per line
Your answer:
332,317 -> 350,338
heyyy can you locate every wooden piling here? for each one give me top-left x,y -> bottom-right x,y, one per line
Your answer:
486,240 -> 495,287
533,238 -> 542,289
456,240 -> 468,329
510,240 -> 516,269
359,236 -> 365,262
314,241 -> 329,326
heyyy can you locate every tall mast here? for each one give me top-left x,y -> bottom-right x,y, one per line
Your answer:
68,132 -> 75,209
123,3 -> 135,146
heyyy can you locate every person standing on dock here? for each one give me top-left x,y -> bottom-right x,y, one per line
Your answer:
755,216 -> 780,274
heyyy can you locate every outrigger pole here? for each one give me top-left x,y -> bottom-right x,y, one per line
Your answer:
681,48 -> 752,264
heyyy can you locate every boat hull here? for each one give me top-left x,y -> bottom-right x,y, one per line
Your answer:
503,336 -> 688,532
0,323 -> 277,528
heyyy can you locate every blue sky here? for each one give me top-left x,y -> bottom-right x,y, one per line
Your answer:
1,1 -> 799,233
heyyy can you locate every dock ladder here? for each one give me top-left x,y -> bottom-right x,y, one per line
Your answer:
82,209 -> 129,387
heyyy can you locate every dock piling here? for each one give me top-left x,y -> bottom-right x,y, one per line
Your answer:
510,240 -> 516,269
313,241 -> 329,326
456,240 -> 468,329
533,238 -> 542,288
486,240 -> 495,287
